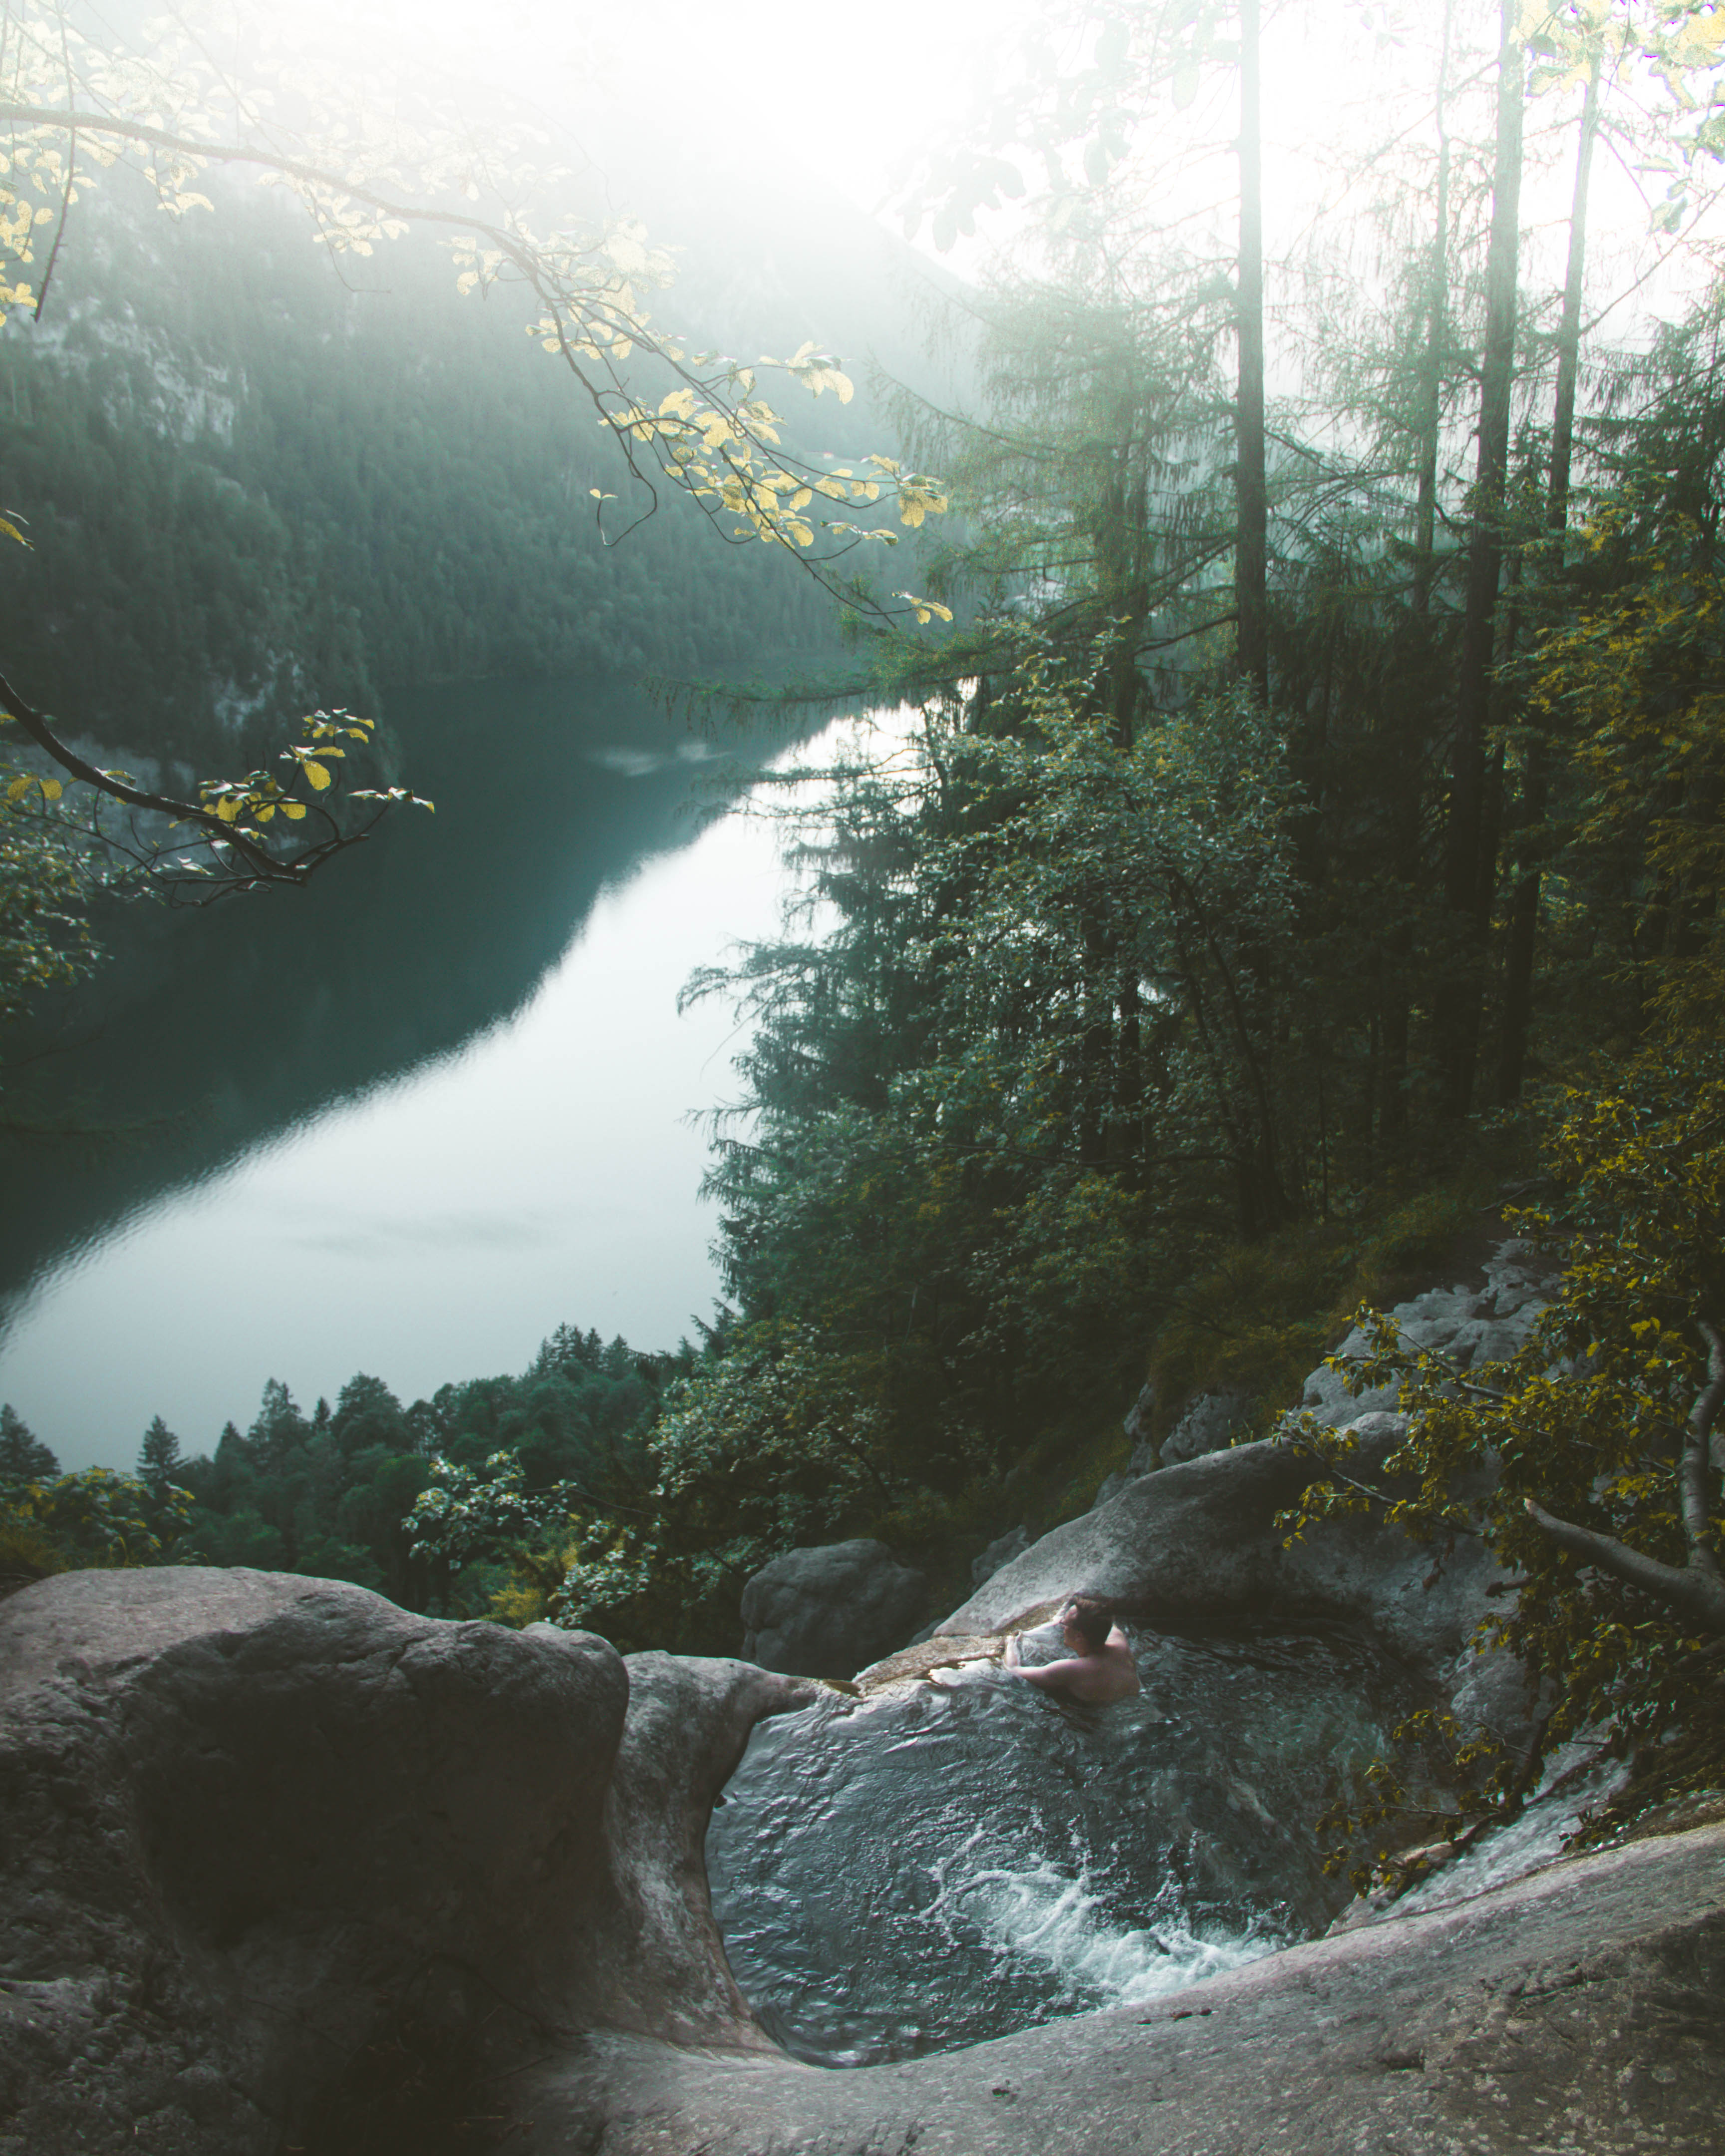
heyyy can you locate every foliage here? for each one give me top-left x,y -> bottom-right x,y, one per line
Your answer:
146,1322 -> 670,1610
1280,1030 -> 1725,1869
0,0 -> 948,608
0,1427 -> 192,1589
0,722 -> 104,1050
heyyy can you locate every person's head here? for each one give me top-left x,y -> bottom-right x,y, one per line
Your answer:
1060,1594 -> 1112,1653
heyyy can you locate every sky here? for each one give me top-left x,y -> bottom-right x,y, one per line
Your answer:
220,0 -> 1724,350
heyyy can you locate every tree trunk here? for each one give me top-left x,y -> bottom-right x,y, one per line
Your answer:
1235,0 -> 1268,701
1497,54 -> 1598,1106
1412,0 -> 1454,619
1382,0 -> 1453,1136
1437,0 -> 1524,1117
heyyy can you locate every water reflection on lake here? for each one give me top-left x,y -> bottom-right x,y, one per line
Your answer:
0,679 -> 855,1466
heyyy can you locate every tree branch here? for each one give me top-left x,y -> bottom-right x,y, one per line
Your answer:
1679,1318 -> 1725,1578
1523,1496 -> 1725,1632
0,666 -> 388,893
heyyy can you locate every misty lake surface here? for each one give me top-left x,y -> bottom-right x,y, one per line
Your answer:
0,676 -> 844,1467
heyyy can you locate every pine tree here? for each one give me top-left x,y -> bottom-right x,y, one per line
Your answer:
0,1404 -> 58,1481
136,1415 -> 183,1493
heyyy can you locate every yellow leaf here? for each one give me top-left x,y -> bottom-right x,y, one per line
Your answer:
280,801 -> 307,819
304,760 -> 332,792
39,776 -> 60,800
658,387 -> 696,420
5,774 -> 29,801
0,516 -> 28,546
898,593 -> 953,624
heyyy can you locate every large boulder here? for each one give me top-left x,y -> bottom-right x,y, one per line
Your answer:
971,1525 -> 1031,1586
0,1567 -> 816,2154
739,1539 -> 927,1678
937,1238 -> 1557,1710
933,1412 -> 1505,1683
1297,1235 -> 1554,1428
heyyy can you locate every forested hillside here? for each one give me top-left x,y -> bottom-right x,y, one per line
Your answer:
0,162 -> 916,776
380,1 -> 1725,1830
5,0 -> 1725,1834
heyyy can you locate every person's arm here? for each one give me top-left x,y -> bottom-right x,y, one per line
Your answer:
1001,1637 -> 1085,1692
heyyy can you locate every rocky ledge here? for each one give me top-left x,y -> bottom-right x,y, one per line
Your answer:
2,1434 -> 1722,2153
525,1816 -> 1725,2154
0,1567 -> 814,2154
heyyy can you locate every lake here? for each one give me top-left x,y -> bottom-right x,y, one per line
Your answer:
0,676 -> 849,1469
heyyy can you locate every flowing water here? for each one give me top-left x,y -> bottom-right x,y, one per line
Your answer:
707,1623 -> 1435,2065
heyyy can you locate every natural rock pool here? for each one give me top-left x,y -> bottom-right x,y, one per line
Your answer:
706,1623 -> 1439,2065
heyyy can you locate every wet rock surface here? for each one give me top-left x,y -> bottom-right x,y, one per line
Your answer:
706,1625 -> 1435,2065
518,1821 -> 1725,2154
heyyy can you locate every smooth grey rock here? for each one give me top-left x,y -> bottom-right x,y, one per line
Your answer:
934,1413 -> 1506,1679
971,1526 -> 1031,1586
1161,1387 -> 1252,1464
739,1538 -> 927,1678
0,1567 -> 816,2152
509,1820 -> 1725,2154
1445,1634 -> 1542,1756
1091,1472 -> 1129,1510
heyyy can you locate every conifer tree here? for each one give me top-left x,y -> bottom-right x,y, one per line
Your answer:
0,1402 -> 56,1480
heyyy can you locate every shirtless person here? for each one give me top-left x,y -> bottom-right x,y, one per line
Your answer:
1001,1594 -> 1140,1703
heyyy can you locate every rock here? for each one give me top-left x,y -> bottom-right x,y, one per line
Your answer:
511,1820 -> 1725,2153
932,1411 -> 1506,1681
739,1539 -> 927,1678
1161,1387 -> 1252,1464
1091,1472 -> 1129,1510
1444,1634 -> 1543,1756
850,1633 -> 1002,1693
0,1567 -> 817,2153
1297,1237 -> 1556,1430
1122,1380 -> 1156,1461
971,1526 -> 1031,1585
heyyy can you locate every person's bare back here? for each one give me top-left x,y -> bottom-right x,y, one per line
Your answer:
1002,1595 -> 1140,1704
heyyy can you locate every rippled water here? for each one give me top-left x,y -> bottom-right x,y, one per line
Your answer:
707,1625 -> 1433,2064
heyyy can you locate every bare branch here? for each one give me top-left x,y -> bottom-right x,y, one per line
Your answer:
1523,1496 -> 1725,1633
1679,1318 -> 1725,1578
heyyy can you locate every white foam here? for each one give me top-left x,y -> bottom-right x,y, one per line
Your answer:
1390,1745 -> 1628,1920
923,1827 -> 1276,2009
